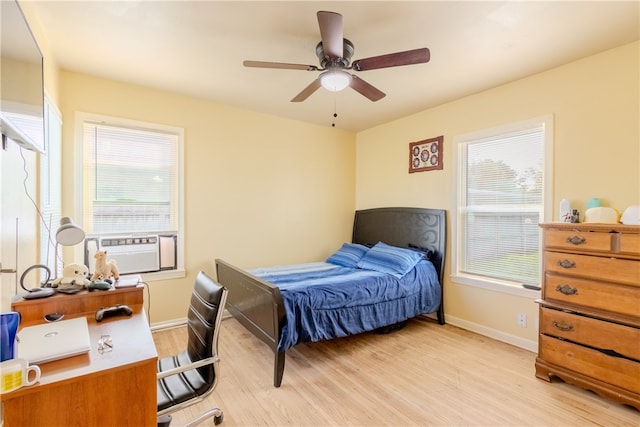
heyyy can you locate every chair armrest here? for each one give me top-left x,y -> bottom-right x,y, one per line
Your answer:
157,355 -> 220,380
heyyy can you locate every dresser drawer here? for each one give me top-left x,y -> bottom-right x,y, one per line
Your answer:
544,274 -> 640,318
539,335 -> 640,393
544,251 -> 640,286
540,307 -> 640,360
544,229 -> 612,252
618,233 -> 640,257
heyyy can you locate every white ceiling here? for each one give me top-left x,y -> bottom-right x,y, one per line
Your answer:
28,1 -> 639,132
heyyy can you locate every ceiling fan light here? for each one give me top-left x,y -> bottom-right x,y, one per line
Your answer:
319,70 -> 352,92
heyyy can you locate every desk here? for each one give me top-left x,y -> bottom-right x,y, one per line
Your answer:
1,286 -> 158,427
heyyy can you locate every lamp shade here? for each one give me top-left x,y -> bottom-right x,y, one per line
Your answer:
319,70 -> 352,92
55,217 -> 85,246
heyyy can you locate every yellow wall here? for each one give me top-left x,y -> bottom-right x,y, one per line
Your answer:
58,71 -> 356,324
355,41 -> 639,348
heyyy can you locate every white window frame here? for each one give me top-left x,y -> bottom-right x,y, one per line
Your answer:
73,112 -> 185,281
451,115 -> 553,298
39,96 -> 62,278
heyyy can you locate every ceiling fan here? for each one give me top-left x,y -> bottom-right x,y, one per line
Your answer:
243,11 -> 430,102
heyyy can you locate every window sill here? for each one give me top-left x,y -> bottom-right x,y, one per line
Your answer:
140,269 -> 185,282
450,274 -> 541,299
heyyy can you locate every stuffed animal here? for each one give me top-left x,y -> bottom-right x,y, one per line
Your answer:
52,263 -> 90,291
91,250 -> 120,281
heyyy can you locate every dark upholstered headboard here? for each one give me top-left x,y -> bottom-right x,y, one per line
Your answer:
351,207 -> 447,285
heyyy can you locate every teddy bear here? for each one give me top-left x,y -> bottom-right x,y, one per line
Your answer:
91,250 -> 120,281
52,263 -> 90,291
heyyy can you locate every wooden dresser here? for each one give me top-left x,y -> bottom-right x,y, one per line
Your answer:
536,222 -> 640,409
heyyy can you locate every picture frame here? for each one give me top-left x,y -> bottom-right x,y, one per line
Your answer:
409,135 -> 443,173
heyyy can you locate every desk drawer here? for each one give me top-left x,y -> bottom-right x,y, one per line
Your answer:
539,335 -> 640,393
544,274 -> 640,318
544,229 -> 612,252
544,251 -> 640,286
540,307 -> 640,360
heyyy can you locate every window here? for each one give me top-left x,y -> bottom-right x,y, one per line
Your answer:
39,97 -> 62,277
76,113 -> 184,279
453,115 -> 553,295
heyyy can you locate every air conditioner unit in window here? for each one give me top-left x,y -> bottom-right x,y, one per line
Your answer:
85,235 -> 160,276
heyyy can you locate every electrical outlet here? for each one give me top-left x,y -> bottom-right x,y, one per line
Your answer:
517,313 -> 527,328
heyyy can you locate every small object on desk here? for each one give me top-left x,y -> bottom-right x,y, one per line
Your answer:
91,250 -> 120,281
87,280 -> 111,291
20,264 -> 55,300
44,313 -> 64,322
114,275 -> 141,288
0,357 -> 41,393
97,334 -> 113,353
95,304 -> 133,322
17,317 -> 91,363
22,287 -> 56,299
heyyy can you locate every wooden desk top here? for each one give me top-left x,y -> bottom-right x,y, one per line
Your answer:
1,307 -> 157,401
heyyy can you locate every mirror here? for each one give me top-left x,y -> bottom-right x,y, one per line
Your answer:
1,0 -> 45,153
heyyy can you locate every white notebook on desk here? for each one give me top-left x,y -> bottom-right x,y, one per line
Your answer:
17,317 -> 91,364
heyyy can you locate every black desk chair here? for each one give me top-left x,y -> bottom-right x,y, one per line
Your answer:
157,271 -> 228,427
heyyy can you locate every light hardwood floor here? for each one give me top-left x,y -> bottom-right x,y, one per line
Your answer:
152,316 -> 639,426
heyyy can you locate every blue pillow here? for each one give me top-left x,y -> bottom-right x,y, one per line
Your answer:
326,243 -> 370,268
408,243 -> 433,260
357,241 -> 424,278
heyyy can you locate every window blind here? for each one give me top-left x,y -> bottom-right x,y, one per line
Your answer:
83,122 -> 179,234
460,125 -> 545,285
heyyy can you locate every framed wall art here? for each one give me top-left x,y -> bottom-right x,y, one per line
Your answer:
409,135 -> 443,173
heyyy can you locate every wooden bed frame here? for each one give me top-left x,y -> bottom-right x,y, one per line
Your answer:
215,207 -> 446,387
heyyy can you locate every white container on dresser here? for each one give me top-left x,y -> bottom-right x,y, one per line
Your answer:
536,223 -> 640,410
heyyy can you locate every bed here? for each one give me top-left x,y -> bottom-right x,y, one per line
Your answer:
215,207 -> 446,387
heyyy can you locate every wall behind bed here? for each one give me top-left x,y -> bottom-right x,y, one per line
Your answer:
355,41 -> 639,352
52,72 -> 356,325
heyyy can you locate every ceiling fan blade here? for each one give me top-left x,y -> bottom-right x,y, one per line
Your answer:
244,60 -> 318,71
317,11 -> 343,59
352,48 -> 430,71
350,76 -> 386,102
291,79 -> 322,102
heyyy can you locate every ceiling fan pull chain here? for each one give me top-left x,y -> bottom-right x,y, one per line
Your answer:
332,99 -> 338,127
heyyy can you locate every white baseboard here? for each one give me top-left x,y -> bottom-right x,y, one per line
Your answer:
445,314 -> 538,353
150,318 -> 187,332
150,309 -> 233,332
150,312 -> 538,354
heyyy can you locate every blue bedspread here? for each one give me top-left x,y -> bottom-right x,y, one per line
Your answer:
250,260 -> 441,351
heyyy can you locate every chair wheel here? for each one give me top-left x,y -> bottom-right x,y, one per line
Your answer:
214,413 -> 224,425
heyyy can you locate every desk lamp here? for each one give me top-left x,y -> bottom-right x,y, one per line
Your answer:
54,217 -> 85,278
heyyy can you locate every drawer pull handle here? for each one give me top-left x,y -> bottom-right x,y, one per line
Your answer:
557,259 -> 576,269
556,284 -> 578,295
566,236 -> 586,245
552,320 -> 574,332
